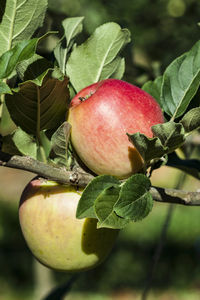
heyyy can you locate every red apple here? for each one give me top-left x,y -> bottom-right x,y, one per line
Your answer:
19,179 -> 119,272
68,79 -> 164,179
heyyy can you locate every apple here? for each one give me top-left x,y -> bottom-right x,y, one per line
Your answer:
68,79 -> 164,179
19,178 -> 119,272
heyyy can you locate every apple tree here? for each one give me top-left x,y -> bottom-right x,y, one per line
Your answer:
0,0 -> 200,298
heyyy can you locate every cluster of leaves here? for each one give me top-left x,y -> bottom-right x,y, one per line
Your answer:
0,2 -> 130,165
76,174 -> 153,229
128,108 -> 200,169
0,0 -> 199,229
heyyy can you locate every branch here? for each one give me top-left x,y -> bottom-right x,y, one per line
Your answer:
150,186 -> 200,206
1,155 -> 200,206
0,155 -> 93,187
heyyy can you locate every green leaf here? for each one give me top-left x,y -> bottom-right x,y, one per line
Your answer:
50,122 -> 71,167
76,175 -> 120,219
142,76 -> 163,108
128,121 -> 186,164
0,33 -> 53,80
127,132 -> 167,162
66,22 -> 131,92
0,103 -> 16,136
110,58 -> 125,80
114,174 -> 153,221
161,40 -> 200,119
54,17 -> 84,74
152,122 -> 185,152
39,131 -> 51,159
62,17 -> 84,47
180,107 -> 200,133
0,0 -> 47,56
94,186 -> 129,229
5,76 -> 70,134
98,56 -> 125,82
16,54 -> 53,85
0,81 -> 12,95
12,128 -> 37,158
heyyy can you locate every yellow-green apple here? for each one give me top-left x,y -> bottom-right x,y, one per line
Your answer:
68,79 -> 164,179
19,178 -> 119,272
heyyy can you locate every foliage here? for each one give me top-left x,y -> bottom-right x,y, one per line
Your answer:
0,2 -> 200,300
0,0 -> 200,232
66,22 -> 130,92
0,0 -> 47,56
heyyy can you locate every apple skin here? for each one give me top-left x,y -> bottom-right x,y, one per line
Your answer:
19,179 -> 119,272
68,79 -> 164,179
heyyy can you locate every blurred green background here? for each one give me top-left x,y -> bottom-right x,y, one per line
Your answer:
1,0 -> 200,299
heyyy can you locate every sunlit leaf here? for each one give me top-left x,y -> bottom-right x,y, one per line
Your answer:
12,128 -> 37,158
161,40 -> 200,119
0,33 -> 54,80
66,22 -> 130,92
142,76 -> 163,107
54,17 -> 84,74
0,0 -> 47,56
0,103 -> 16,136
0,80 -> 12,95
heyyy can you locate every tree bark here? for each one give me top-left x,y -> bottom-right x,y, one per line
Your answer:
1,155 -> 200,206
